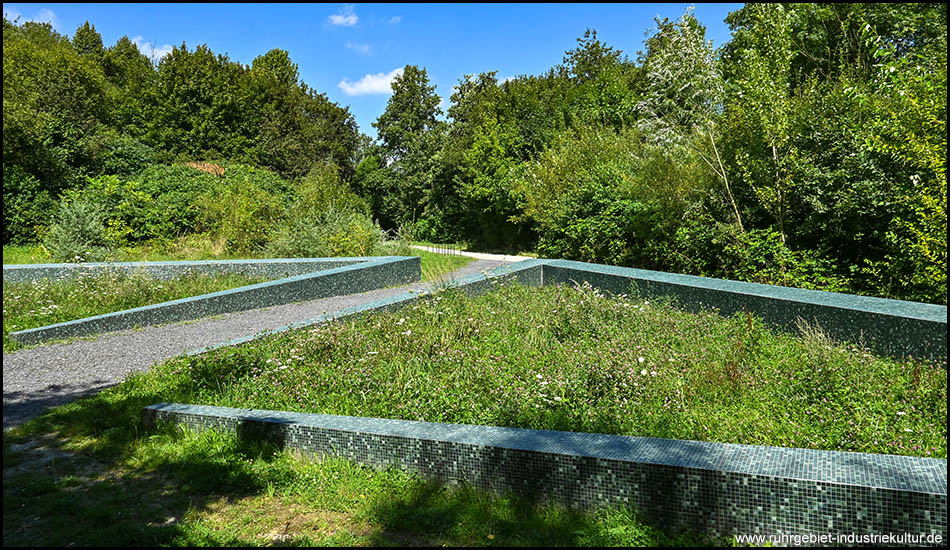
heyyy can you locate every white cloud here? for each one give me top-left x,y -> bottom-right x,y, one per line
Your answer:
4,7 -> 60,29
338,67 -> 404,96
329,4 -> 358,26
498,75 -> 518,85
387,15 -> 402,24
131,36 -> 174,62
346,41 -> 373,55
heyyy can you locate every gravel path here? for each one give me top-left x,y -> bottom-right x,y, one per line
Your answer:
3,259 -> 503,429
410,245 -> 533,262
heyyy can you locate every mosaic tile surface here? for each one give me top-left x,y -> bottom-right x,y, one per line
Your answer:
144,403 -> 948,544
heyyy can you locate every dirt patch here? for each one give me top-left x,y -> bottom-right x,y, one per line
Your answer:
196,495 -> 377,545
5,433 -> 82,476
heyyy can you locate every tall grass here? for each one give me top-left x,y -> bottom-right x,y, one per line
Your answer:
159,281 -> 943,457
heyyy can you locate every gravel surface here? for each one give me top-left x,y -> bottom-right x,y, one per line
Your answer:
3,259 -> 503,429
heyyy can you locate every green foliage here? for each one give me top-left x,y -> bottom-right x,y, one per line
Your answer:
3,164 -> 57,244
3,17 -> 110,220
265,162 -> 380,258
150,43 -> 251,159
195,165 -> 286,253
72,164 -> 216,244
291,162 -> 368,217
101,35 -> 157,139
352,153 -> 399,229
637,8 -> 722,143
562,29 -> 639,129
719,228 -> 850,291
91,132 -> 156,176
856,23 -> 947,303
265,209 -> 382,258
246,49 -> 360,180
374,65 -> 443,159
72,21 -> 103,57
372,65 -> 446,226
42,199 -> 115,262
517,126 -> 712,268
722,3 -> 797,243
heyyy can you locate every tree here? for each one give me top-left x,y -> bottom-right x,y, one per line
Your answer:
562,29 -> 621,84
561,29 -> 639,129
857,21 -> 947,302
374,65 -> 442,160
72,21 -> 103,57
372,65 -> 445,225
637,7 -> 743,231
150,43 -> 253,159
102,35 -> 157,138
722,3 -> 796,243
3,18 -> 110,242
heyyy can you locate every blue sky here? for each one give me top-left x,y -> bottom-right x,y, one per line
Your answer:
4,3 -> 743,137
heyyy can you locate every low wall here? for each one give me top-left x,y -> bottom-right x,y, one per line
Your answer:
542,260 -> 947,361
143,403 -> 948,545
6,257 -> 419,345
189,259 -> 946,361
1,258 -> 365,283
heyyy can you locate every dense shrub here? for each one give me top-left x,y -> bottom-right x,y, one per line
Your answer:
718,228 -> 850,291
42,199 -> 114,261
3,164 -> 57,244
518,127 -> 712,268
265,209 -> 382,258
195,167 -> 286,253
292,163 -> 368,217
72,165 -> 215,245
92,132 -> 156,176
265,163 -> 381,258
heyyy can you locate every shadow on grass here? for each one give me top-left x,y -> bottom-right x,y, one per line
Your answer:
3,431 -> 270,546
3,380 -> 119,430
3,378 -> 279,546
361,475 -> 714,547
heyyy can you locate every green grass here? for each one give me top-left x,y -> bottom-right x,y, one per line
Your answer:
2,270 -> 270,353
3,236 -> 248,265
2,244 -> 52,265
3,426 -> 716,547
154,281 -> 946,458
4,279 -> 943,546
412,248 -> 475,281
